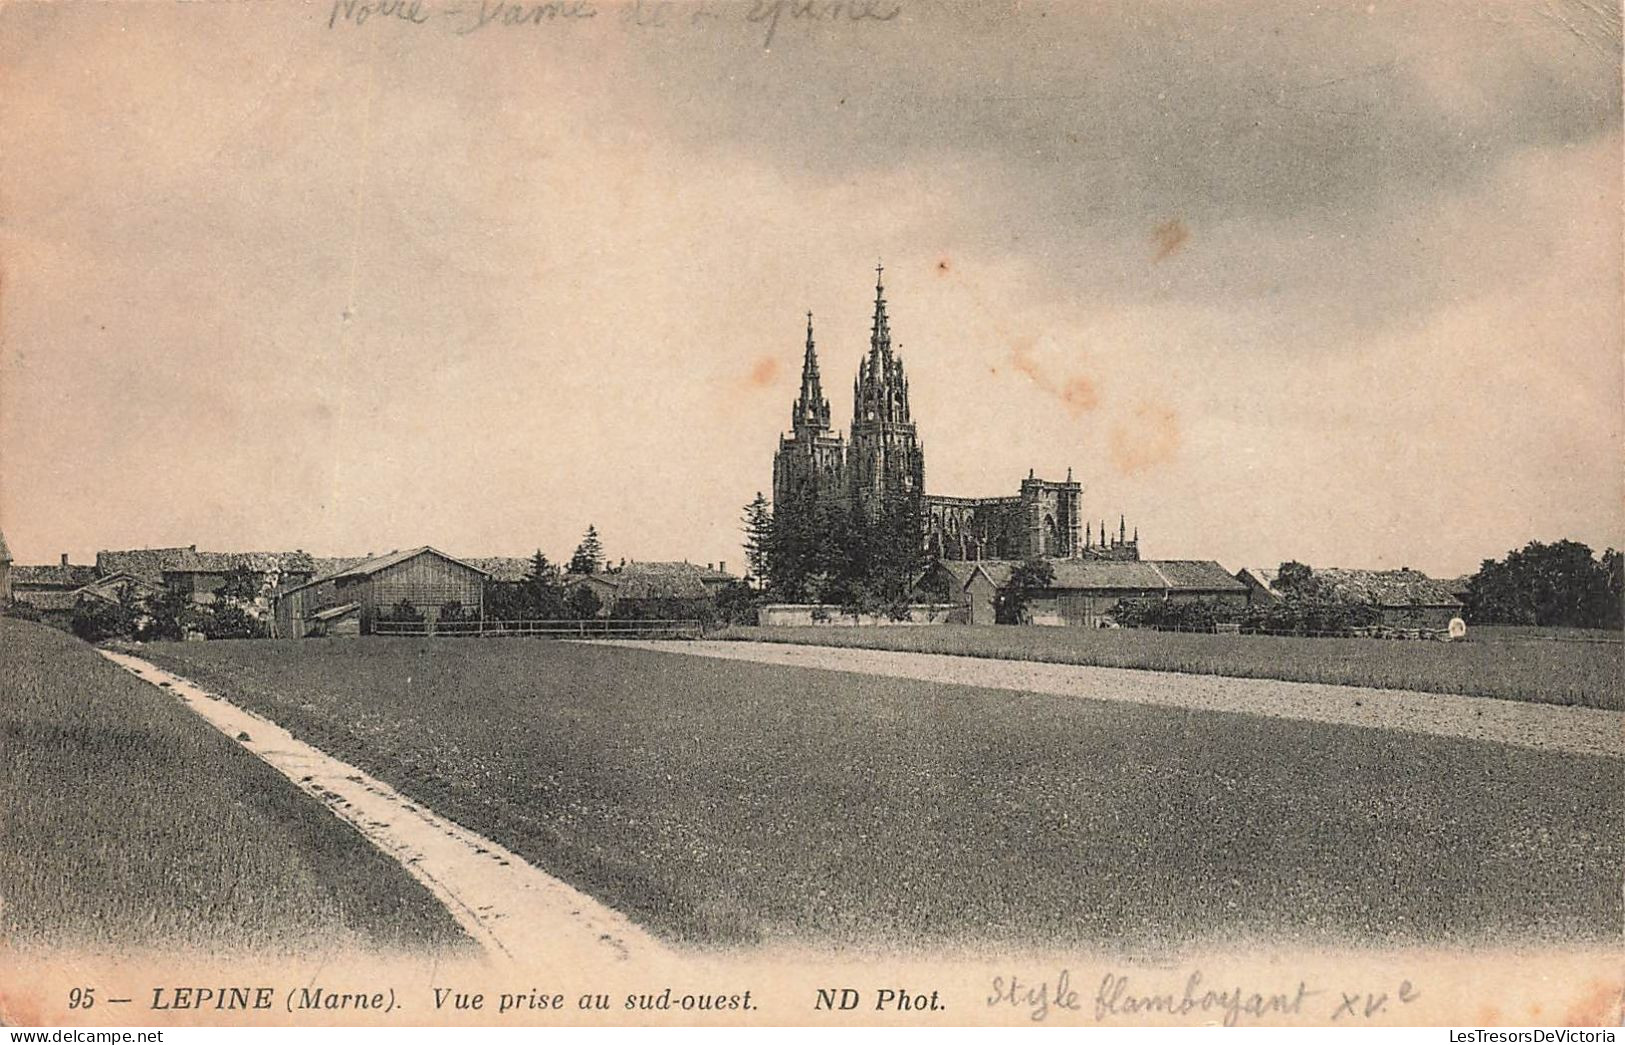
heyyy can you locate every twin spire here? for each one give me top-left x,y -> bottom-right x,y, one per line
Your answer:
791,309 -> 831,433
792,263 -> 911,435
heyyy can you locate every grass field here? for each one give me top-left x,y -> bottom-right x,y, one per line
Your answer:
715,624 -> 1624,709
144,637 -> 1621,954
0,620 -> 468,954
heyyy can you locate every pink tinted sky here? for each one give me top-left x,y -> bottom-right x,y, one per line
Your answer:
1,0 -> 1620,577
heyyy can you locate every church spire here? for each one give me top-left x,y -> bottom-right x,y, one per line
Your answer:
855,262 -> 911,425
870,261 -> 892,363
791,310 -> 831,434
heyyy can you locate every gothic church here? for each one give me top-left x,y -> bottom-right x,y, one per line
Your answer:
772,267 -> 1139,563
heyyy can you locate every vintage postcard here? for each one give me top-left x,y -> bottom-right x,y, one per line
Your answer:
1,0 -> 1621,1032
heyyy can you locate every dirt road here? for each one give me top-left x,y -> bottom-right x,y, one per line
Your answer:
593,639 -> 1622,760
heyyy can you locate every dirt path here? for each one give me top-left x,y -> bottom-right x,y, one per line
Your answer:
593,639 -> 1622,760
99,649 -> 669,965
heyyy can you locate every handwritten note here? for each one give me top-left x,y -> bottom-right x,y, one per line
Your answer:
988,969 -> 1420,1026
325,0 -> 904,48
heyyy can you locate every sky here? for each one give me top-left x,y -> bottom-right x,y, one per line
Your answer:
1,0 -> 1620,578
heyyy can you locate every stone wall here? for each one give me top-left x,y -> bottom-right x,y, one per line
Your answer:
756,603 -> 962,627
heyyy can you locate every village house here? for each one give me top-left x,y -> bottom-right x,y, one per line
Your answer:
273,547 -> 488,637
93,546 -> 322,621
1235,565 -> 1464,627
918,558 -> 1248,627
163,551 -> 319,615
8,553 -> 102,626
562,561 -> 737,618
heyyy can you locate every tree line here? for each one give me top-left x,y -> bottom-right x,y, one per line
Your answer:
742,481 -> 924,615
1463,540 -> 1621,630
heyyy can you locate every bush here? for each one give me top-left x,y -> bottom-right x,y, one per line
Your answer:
565,585 -> 602,621
202,603 -> 268,640
712,581 -> 761,627
4,600 -> 42,622
1112,597 -> 1244,632
72,597 -> 135,643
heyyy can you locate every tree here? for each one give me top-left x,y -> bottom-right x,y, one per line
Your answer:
995,557 -> 1055,625
203,602 -> 266,640
713,579 -> 759,626
568,525 -> 604,575
217,565 -> 261,604
139,586 -> 203,642
1466,539 -> 1621,629
741,492 -> 772,585
1274,561 -> 1318,598
566,584 -> 602,621
72,594 -> 133,642
521,550 -> 567,619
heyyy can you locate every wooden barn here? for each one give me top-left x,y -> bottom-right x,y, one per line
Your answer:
920,558 -> 1248,627
273,547 -> 488,637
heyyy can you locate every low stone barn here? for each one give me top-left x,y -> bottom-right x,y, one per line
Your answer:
1234,564 -> 1464,627
273,547 -> 488,636
1313,567 -> 1464,627
920,558 -> 1247,626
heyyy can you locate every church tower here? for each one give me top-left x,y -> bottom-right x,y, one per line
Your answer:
848,264 -> 925,519
772,312 -> 846,510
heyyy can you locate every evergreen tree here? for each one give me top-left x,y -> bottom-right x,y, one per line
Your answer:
568,525 -> 604,575
566,584 -> 602,621
742,492 -> 772,585
523,549 -> 566,619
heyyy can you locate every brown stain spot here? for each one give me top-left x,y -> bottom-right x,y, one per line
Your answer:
1061,375 -> 1099,415
0,988 -> 44,1028
1153,218 -> 1189,261
746,356 -> 780,388
1562,978 -> 1624,1027
1109,400 -> 1181,476
1009,341 -> 1102,417
935,256 -> 952,275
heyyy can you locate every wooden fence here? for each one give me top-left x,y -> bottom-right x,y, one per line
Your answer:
371,618 -> 703,639
1125,622 -> 1455,641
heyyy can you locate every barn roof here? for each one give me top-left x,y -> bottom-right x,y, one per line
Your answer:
96,547 -> 202,583
1315,567 -> 1462,608
12,563 -> 100,589
1236,566 -> 1284,598
564,561 -> 724,600
463,556 -> 534,583
308,556 -> 369,579
330,547 -> 491,579
620,560 -> 736,581
957,558 -> 1246,594
1143,560 -> 1250,592
163,550 -> 317,575
612,571 -> 712,600
15,590 -> 81,612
